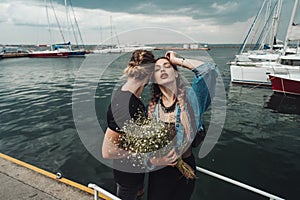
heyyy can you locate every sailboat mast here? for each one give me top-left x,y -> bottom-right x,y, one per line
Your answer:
258,0 -> 272,50
239,0 -> 267,54
65,0 -> 71,49
69,0 -> 85,48
265,0 -> 272,48
270,0 -> 282,50
110,16 -> 113,48
45,0 -> 53,51
283,0 -> 299,54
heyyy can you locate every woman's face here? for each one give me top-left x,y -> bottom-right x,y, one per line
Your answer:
153,58 -> 178,86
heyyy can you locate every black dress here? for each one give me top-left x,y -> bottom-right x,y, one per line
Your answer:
106,89 -> 146,187
147,122 -> 196,200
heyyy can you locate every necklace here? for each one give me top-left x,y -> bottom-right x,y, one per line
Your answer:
160,98 -> 176,113
158,103 -> 175,123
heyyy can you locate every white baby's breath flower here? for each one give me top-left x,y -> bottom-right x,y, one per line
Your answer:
118,117 -> 171,169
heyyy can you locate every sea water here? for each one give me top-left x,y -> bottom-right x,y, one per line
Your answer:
0,47 -> 299,200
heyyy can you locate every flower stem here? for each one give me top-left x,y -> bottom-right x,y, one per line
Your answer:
175,157 -> 197,179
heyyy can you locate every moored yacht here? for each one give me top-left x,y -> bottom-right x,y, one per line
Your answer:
231,51 -> 300,86
29,49 -> 69,58
230,0 -> 300,86
93,43 -> 156,54
269,69 -> 300,95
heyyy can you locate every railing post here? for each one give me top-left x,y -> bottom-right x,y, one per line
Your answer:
94,190 -> 98,200
88,183 -> 122,200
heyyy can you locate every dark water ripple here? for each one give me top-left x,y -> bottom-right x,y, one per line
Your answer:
0,50 -> 299,200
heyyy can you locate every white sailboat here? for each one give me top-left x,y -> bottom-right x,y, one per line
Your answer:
29,0 -> 69,58
230,0 -> 283,65
93,44 -> 156,54
51,0 -> 86,57
93,17 -> 155,54
269,3 -> 300,95
60,0 -> 86,56
230,0 -> 300,86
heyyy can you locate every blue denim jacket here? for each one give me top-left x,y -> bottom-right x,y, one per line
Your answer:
153,63 -> 218,148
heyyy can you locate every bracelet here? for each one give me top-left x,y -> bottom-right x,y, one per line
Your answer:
146,159 -> 154,170
144,153 -> 155,170
181,58 -> 185,66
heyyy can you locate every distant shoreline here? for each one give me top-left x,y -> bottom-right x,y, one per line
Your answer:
0,44 -> 242,51
0,44 -> 241,58
154,47 -> 211,50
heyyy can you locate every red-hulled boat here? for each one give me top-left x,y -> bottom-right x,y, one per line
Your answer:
269,73 -> 300,95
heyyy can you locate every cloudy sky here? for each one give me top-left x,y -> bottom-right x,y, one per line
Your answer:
0,0 -> 298,45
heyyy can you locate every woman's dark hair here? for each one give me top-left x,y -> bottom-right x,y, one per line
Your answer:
148,56 -> 194,142
148,57 -> 186,116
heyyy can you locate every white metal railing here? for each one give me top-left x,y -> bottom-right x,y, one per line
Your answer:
88,183 -> 121,200
196,166 -> 285,200
88,166 -> 285,200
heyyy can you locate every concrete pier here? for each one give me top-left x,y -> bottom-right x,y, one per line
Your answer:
0,153 -> 99,200
2,52 -> 29,58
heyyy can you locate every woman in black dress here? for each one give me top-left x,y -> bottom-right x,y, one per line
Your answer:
102,49 -> 155,200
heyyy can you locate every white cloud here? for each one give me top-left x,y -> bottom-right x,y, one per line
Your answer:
134,2 -> 156,11
0,0 -> 250,44
1,0 -> 44,25
211,1 -> 238,14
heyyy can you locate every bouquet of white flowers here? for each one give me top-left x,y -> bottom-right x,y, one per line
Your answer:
118,117 -> 196,179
